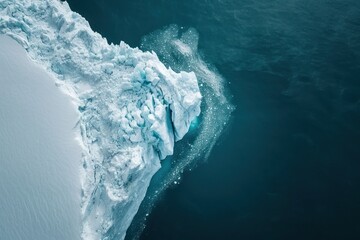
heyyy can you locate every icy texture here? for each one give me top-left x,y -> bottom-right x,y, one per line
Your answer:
125,25 -> 234,240
0,1 -> 201,240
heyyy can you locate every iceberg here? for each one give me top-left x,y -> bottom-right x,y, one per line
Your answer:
0,1 -> 201,240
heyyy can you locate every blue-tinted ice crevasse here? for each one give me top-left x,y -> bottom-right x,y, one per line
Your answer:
0,1 -> 202,239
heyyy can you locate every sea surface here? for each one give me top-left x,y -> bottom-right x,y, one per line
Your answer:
67,0 -> 360,239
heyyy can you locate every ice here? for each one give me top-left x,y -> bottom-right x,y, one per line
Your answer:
125,25 -> 234,239
0,1 -> 201,240
0,35 -> 81,240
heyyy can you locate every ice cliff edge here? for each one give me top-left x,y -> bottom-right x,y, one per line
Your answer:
0,1 -> 201,239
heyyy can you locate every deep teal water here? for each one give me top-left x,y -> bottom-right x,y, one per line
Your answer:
67,0 -> 360,239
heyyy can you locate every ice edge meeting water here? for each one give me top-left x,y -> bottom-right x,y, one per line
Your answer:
0,1 -> 233,239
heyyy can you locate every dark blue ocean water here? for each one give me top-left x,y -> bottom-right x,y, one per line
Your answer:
67,0 -> 360,239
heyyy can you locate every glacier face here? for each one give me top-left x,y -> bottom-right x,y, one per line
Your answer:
126,25 -> 235,240
0,1 -> 201,240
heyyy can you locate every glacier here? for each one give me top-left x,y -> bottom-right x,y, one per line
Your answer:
0,1 -> 201,240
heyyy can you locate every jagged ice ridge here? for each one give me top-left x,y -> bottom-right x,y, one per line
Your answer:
0,1 -> 202,239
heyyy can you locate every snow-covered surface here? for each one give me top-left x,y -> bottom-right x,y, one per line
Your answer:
0,35 -> 81,240
0,1 -> 201,239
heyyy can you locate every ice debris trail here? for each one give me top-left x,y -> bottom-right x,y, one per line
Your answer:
0,1 -> 201,240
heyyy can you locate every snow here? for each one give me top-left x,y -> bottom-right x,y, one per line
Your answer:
0,1 -> 201,240
0,35 -> 81,240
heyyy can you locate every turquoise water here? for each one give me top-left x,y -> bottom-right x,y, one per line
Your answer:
67,0 -> 360,239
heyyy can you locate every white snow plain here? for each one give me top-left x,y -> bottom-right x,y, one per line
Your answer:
0,35 -> 81,240
0,1 -> 201,240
